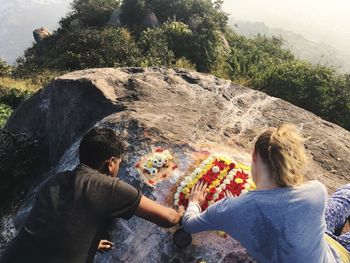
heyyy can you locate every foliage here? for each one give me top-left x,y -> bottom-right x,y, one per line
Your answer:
174,57 -> 196,70
0,104 -> 12,128
16,27 -> 141,72
0,88 -> 32,109
60,0 -> 121,28
0,129 -> 40,214
0,58 -> 13,77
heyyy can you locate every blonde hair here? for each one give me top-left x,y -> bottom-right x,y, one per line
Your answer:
254,123 -> 307,187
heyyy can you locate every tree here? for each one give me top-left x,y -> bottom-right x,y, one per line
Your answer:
61,0 -> 121,28
0,58 -> 12,77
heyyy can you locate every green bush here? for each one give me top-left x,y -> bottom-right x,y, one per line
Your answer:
60,0 -> 121,28
16,27 -> 141,71
0,129 -> 40,214
0,58 -> 12,77
0,104 -> 12,128
0,88 -> 32,109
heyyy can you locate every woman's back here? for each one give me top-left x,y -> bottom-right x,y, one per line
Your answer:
183,180 -> 340,262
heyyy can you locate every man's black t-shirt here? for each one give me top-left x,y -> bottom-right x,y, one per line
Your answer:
1,164 -> 141,263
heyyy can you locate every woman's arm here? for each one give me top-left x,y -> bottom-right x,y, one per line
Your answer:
135,195 -> 181,228
182,185 -> 233,234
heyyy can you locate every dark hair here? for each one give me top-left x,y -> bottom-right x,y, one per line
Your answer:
79,127 -> 126,169
254,124 -> 307,187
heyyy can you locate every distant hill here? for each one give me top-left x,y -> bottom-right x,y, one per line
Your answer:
229,18 -> 350,74
0,0 -> 70,64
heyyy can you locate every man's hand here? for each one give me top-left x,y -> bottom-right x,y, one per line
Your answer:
189,181 -> 208,206
97,240 -> 114,253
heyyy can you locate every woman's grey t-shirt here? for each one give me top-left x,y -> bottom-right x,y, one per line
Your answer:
182,180 -> 341,263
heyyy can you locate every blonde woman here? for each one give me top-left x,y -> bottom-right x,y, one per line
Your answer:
182,124 -> 350,263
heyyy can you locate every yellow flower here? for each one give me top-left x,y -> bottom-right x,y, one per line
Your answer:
250,182 -> 256,190
182,187 -> 190,194
187,182 -> 194,189
212,180 -> 220,186
235,178 -> 243,184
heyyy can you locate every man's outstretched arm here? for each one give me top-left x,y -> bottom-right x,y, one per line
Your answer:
135,195 -> 181,228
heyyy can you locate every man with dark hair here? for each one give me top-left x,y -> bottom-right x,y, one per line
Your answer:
1,127 -> 181,263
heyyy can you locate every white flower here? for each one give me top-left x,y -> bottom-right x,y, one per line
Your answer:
227,173 -> 234,180
241,189 -> 248,194
213,193 -> 219,199
212,166 -> 220,173
174,199 -> 178,206
220,184 -> 226,190
176,187 -> 182,193
185,176 -> 192,183
223,179 -> 230,185
194,168 -> 202,175
174,192 -> 180,199
199,163 -> 206,169
247,179 -> 253,185
180,181 -> 187,187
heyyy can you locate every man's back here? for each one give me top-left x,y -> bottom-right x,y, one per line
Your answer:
1,164 -> 141,263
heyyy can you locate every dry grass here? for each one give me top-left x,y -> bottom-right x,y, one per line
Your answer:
0,77 -> 41,92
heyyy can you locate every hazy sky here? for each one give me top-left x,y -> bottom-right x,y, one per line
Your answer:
223,0 -> 350,55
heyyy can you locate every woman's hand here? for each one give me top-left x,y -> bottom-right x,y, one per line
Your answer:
97,240 -> 114,253
224,190 -> 234,198
189,181 -> 208,206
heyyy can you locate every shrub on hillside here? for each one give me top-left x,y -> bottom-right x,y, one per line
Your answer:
0,58 -> 12,77
0,105 -> 12,128
16,27 -> 141,71
60,0 -> 121,28
0,129 -> 40,214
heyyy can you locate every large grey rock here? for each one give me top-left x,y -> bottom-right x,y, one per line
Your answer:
33,27 -> 52,43
142,11 -> 159,28
109,9 -> 121,26
3,67 -> 350,262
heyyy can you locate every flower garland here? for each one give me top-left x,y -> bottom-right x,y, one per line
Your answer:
142,149 -> 172,175
174,154 -> 255,211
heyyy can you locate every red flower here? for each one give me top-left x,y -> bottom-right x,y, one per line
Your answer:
201,203 -> 209,211
148,180 -> 155,184
210,188 -> 216,194
206,195 -> 213,201
229,163 -> 236,170
135,162 -> 141,168
155,148 -> 164,153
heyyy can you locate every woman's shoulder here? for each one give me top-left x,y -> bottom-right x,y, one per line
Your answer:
293,180 -> 328,205
298,180 -> 328,194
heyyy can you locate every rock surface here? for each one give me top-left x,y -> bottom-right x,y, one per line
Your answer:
33,27 -> 52,43
2,67 -> 350,262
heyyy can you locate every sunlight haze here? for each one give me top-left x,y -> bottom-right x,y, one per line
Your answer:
223,0 -> 350,55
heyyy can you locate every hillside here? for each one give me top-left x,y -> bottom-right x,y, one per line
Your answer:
229,18 -> 350,74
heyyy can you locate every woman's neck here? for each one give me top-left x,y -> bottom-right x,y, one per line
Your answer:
254,172 -> 280,191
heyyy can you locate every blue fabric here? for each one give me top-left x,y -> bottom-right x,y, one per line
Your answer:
325,184 -> 350,252
182,181 -> 341,263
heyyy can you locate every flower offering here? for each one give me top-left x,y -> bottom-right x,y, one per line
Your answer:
174,154 -> 255,211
